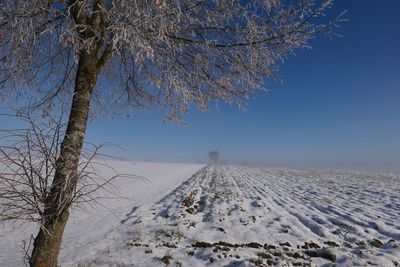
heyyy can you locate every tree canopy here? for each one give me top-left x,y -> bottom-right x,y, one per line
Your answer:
0,0 -> 342,122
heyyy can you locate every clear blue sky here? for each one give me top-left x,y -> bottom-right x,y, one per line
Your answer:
87,1 -> 400,169
3,1 -> 400,170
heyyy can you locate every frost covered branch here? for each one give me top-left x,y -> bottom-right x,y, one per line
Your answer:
0,0 -> 343,122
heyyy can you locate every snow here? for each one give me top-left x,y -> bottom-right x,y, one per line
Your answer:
1,163 -> 400,266
0,161 -> 204,266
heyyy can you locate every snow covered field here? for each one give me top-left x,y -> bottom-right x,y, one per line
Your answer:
0,161 -> 204,266
1,163 -> 400,266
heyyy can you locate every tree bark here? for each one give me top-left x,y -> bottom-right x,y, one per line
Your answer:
29,49 -> 100,267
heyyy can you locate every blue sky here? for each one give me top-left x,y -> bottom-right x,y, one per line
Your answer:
3,1 -> 400,170
86,1 -> 400,169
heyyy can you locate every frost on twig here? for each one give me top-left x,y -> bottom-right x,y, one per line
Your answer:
0,0 -> 344,123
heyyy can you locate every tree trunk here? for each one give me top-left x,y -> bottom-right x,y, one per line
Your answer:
29,50 -> 100,267
29,210 -> 69,267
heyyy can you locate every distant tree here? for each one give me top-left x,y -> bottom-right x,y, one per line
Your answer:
209,151 -> 220,163
0,0 -> 343,266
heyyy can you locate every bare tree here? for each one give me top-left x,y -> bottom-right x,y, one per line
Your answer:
0,0 -> 344,266
0,111 -> 126,265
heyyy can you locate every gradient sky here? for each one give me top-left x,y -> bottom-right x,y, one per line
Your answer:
3,1 -> 400,170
